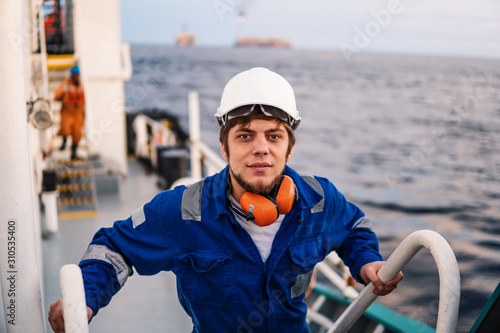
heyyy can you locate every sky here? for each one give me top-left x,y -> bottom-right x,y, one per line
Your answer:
120,0 -> 500,59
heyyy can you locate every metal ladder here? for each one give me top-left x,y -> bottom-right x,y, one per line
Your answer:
53,158 -> 98,220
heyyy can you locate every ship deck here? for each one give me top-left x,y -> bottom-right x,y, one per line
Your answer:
42,158 -> 192,332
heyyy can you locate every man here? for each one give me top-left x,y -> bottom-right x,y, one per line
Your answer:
55,64 -> 85,160
49,67 -> 403,332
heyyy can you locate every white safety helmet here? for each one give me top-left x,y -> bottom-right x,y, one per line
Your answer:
214,67 -> 301,130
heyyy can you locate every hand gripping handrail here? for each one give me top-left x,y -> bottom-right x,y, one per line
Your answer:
59,264 -> 89,333
328,230 -> 460,333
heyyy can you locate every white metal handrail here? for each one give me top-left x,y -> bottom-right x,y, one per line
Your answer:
196,140 -> 227,175
328,230 -> 460,333
59,264 -> 89,333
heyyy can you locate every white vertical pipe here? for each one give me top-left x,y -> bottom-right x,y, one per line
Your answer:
188,91 -> 203,180
0,1 -> 45,332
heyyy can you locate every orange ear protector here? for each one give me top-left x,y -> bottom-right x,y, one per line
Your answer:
239,176 -> 297,227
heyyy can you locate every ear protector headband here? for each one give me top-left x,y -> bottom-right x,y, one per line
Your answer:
233,175 -> 297,227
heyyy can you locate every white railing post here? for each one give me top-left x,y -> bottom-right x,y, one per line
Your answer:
133,115 -> 148,159
188,91 -> 203,180
59,264 -> 89,333
121,42 -> 133,81
0,1 -> 45,332
328,230 -> 460,333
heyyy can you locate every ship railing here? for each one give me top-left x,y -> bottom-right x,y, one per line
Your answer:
170,91 -> 226,188
193,140 -> 227,177
131,91 -> 226,188
133,113 -> 179,170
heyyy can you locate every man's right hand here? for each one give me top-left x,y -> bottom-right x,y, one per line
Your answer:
48,299 -> 92,332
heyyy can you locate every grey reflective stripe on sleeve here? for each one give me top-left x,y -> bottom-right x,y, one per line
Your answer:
353,216 -> 373,230
301,175 -> 324,213
181,180 -> 204,221
81,244 -> 132,287
131,205 -> 146,228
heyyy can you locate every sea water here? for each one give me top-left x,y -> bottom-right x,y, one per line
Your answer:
125,45 -> 500,332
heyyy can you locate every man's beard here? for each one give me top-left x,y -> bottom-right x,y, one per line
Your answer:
230,167 -> 283,195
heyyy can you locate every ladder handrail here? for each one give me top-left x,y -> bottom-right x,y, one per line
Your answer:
328,230 -> 460,333
59,264 -> 89,333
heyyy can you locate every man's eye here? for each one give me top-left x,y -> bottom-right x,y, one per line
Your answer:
269,135 -> 280,140
239,134 -> 250,139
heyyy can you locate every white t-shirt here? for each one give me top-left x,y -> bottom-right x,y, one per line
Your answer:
229,195 -> 284,262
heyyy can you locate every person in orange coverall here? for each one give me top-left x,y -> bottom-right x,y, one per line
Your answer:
55,65 -> 85,160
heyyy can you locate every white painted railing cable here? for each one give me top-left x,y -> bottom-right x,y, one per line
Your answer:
328,230 -> 460,333
60,264 -> 89,333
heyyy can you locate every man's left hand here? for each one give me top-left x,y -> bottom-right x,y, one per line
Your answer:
359,261 -> 403,296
